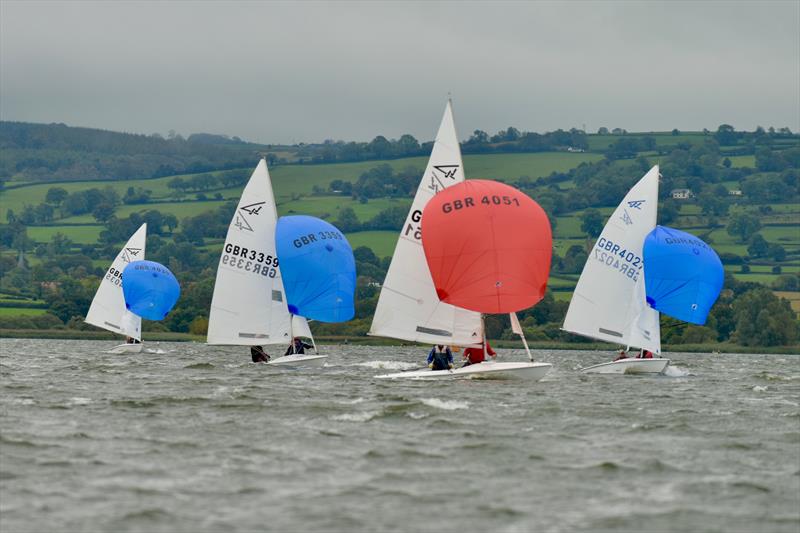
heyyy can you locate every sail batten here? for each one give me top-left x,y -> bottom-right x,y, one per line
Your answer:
562,166 -> 662,354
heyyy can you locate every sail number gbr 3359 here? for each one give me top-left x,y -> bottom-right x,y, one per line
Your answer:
221,243 -> 278,277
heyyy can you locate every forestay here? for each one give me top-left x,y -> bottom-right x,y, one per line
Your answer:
85,223 -> 146,340
368,101 -> 482,346
562,165 -> 661,354
207,159 -> 306,345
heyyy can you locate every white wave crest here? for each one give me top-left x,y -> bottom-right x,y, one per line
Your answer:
146,349 -> 167,354
356,360 -> 419,371
420,398 -> 469,410
68,397 -> 92,405
332,411 -> 379,422
663,365 -> 691,377
752,385 -> 768,392
9,398 -> 34,405
343,397 -> 366,405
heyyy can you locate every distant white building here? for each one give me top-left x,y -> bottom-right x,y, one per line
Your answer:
671,188 -> 693,199
567,147 -> 585,153
728,189 -> 742,196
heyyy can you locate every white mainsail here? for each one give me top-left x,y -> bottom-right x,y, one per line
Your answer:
368,101 -> 482,346
562,165 -> 661,354
207,159 -> 309,345
85,223 -> 146,340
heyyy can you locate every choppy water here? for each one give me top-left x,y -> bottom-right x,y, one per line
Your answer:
1,339 -> 798,533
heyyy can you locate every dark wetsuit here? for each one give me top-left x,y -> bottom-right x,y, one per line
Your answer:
251,346 -> 270,363
285,340 -> 313,355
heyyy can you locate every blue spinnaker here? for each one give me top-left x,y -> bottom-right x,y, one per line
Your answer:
122,260 -> 181,320
643,226 -> 723,325
275,216 -> 356,323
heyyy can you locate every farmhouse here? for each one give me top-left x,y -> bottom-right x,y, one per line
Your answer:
671,188 -> 693,199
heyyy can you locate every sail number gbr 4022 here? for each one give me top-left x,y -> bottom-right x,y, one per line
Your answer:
221,243 -> 278,278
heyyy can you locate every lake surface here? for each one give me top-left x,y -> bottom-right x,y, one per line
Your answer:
1,339 -> 798,532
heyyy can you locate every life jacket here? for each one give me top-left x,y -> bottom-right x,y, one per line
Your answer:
431,349 -> 451,370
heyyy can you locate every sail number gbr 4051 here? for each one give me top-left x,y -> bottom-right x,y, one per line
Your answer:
221,243 -> 278,278
403,195 -> 523,241
593,237 -> 643,281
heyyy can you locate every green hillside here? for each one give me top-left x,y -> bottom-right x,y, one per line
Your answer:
1,123 -> 798,348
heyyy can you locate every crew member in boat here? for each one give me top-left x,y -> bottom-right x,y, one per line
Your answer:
613,349 -> 628,361
125,337 -> 141,345
427,345 -> 454,370
638,349 -> 654,359
285,337 -> 313,356
461,341 -> 496,367
251,346 -> 270,363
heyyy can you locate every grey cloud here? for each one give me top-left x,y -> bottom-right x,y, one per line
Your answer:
1,0 -> 797,144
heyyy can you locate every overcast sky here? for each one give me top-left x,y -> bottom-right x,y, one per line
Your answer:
1,1 -> 798,144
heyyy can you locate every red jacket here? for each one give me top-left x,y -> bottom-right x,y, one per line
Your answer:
464,342 -> 496,364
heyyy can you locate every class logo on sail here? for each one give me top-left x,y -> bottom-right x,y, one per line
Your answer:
234,202 -> 266,232
621,200 -> 646,226
122,247 -> 142,263
428,164 -> 460,193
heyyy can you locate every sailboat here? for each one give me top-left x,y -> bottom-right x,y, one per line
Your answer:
85,223 -> 147,354
207,159 -> 325,367
370,102 -> 552,380
562,165 -> 670,374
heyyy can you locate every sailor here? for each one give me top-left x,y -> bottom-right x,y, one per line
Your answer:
461,340 -> 496,367
285,337 -> 313,356
251,345 -> 270,363
641,349 -> 654,359
427,345 -> 454,371
125,337 -> 141,345
614,349 -> 628,361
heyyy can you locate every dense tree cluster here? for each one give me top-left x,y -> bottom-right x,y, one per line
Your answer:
0,122 -> 270,182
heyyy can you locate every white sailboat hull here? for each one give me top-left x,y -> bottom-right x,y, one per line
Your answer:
108,343 -> 143,354
580,357 -> 669,374
266,354 -> 328,368
376,361 -> 552,381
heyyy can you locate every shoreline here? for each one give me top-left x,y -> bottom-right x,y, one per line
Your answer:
1,329 -> 797,354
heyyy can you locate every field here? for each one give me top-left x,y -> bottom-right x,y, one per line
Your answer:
585,132 -> 708,151
0,307 -> 48,316
26,225 -> 104,244
344,231 -> 398,258
277,196 -> 411,222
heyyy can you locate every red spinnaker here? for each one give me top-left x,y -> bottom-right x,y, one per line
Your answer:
421,179 -> 552,314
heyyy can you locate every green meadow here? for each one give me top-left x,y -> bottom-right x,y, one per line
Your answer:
344,231 -> 398,258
